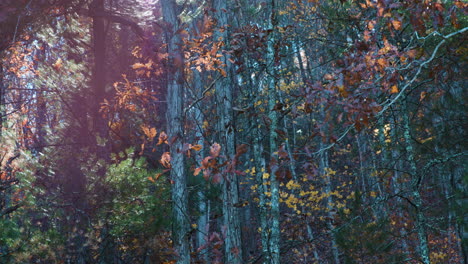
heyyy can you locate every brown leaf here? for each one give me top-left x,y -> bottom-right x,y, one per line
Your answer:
157,131 -> 168,145
160,152 -> 171,168
236,144 -> 248,156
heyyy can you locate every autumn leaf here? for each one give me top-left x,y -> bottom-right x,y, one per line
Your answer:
218,68 -> 227,77
201,156 -> 215,169
190,144 -> 203,151
406,49 -> 417,58
210,143 -> 221,157
324,73 -> 334,80
132,62 -> 145,69
194,167 -> 202,176
236,144 -> 248,157
160,152 -> 171,168
390,85 -> 399,94
141,125 -> 157,140
391,19 -> 402,30
157,131 -> 168,145
377,58 -> 388,68
52,58 -> 63,70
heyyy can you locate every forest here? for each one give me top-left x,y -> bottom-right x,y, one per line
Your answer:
0,0 -> 467,263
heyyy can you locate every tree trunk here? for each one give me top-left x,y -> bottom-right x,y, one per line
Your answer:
0,62 -> 5,139
212,0 -> 243,262
91,0 -> 109,162
403,107 -> 430,264
161,0 -> 190,263
266,1 -> 280,262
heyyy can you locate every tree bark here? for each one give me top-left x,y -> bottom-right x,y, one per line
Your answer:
266,1 -> 280,262
161,0 -> 190,263
0,62 -> 4,139
91,0 -> 109,161
403,107 -> 430,264
212,0 -> 243,262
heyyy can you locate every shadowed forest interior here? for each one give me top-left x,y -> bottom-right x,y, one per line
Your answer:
0,0 -> 467,263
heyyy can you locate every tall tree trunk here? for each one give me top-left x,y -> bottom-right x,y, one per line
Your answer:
0,62 -> 5,139
266,1 -> 280,262
91,0 -> 109,162
161,0 -> 190,263
403,106 -> 430,264
212,0 -> 243,262
192,53 -> 209,263
319,150 -> 341,264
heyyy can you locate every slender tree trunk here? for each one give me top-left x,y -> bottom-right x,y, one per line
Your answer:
266,1 -> 280,262
161,0 -> 190,263
192,58 -> 209,263
253,127 -> 269,262
403,107 -> 430,264
212,1 -> 243,262
0,62 -> 5,139
91,0 -> 109,159
380,117 -> 409,254
319,150 -> 340,264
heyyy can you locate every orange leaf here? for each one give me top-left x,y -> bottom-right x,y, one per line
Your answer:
132,62 -> 145,69
158,132 -> 168,145
406,49 -> 417,58
148,176 -> 155,183
194,167 -> 202,176
390,85 -> 399,94
377,58 -> 388,68
160,152 -> 171,168
391,19 -> 402,30
52,58 -> 63,70
190,144 -> 203,151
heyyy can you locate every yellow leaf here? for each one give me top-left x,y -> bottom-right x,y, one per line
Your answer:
390,85 -> 399,94
190,144 -> 203,151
